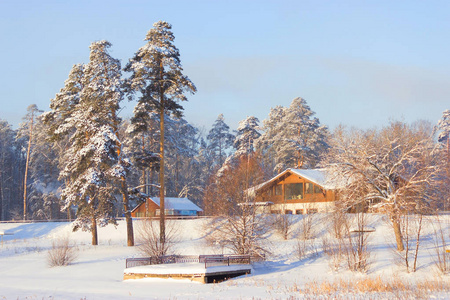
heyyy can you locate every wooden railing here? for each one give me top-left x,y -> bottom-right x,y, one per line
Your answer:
125,254 -> 265,269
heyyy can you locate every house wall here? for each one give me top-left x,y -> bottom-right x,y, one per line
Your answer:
131,199 -> 160,218
255,173 -> 335,214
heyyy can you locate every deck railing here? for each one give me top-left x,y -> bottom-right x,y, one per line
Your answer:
125,254 -> 265,269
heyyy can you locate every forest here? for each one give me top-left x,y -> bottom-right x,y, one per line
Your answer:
0,21 -> 449,253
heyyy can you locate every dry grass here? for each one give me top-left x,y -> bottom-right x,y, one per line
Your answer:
298,276 -> 449,299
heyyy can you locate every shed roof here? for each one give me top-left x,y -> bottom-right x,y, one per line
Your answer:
150,197 -> 203,212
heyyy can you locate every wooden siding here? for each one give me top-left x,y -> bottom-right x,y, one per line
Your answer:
255,172 -> 335,205
131,199 -> 160,218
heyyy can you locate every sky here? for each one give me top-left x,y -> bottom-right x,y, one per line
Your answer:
1,0 -> 449,132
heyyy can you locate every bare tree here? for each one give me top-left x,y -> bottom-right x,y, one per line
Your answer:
343,212 -> 372,273
431,214 -> 449,274
204,154 -> 269,257
393,213 -> 424,272
136,218 -> 179,258
324,121 -> 439,251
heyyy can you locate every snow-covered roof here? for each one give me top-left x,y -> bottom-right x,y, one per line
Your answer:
254,168 -> 335,192
150,197 -> 203,212
288,168 -> 332,188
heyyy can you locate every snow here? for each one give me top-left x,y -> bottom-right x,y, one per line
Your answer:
151,197 -> 203,212
125,263 -> 252,275
0,215 -> 449,299
254,168 -> 335,193
289,168 -> 332,188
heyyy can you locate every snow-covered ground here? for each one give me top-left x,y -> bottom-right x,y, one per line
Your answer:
0,214 -> 449,299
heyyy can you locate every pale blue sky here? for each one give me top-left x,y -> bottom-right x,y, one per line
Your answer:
1,0 -> 449,132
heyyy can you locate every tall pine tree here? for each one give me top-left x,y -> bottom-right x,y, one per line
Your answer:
124,21 -> 196,245
207,114 -> 235,168
258,97 -> 329,172
44,41 -> 131,245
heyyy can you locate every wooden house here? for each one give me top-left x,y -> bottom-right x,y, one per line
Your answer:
131,197 -> 203,218
251,168 -> 336,214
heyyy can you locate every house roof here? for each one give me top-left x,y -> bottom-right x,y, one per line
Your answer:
131,197 -> 203,213
150,197 -> 203,212
252,168 -> 335,195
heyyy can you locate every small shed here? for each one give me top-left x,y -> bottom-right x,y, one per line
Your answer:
131,197 -> 203,218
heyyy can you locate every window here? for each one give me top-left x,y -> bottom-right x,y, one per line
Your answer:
295,209 -> 303,215
285,210 -> 293,214
307,208 -> 318,214
305,182 -> 313,194
285,183 -> 303,200
314,185 -> 323,194
275,185 -> 282,196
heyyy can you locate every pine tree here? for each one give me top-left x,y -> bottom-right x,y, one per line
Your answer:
0,120 -> 22,221
164,116 -> 199,197
436,109 -> 450,211
21,113 -> 62,220
258,97 -> 329,172
234,116 -> 261,157
17,104 -> 43,220
124,21 -> 196,245
207,114 -> 235,167
44,41 -> 131,245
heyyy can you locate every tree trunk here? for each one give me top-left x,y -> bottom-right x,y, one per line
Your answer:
122,178 -> 134,246
23,113 -> 34,221
159,102 -> 166,245
111,108 -> 134,247
91,214 -> 98,246
392,217 -> 404,251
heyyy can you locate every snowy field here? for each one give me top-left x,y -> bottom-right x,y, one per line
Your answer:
0,214 -> 449,299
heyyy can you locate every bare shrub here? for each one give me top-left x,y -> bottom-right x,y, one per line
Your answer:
47,236 -> 77,267
342,212 -> 372,272
136,218 -> 179,257
273,213 -> 295,240
330,207 -> 347,239
431,214 -> 449,274
296,238 -> 319,261
297,209 -> 315,240
205,212 -> 269,258
391,213 -> 424,273
322,235 -> 344,272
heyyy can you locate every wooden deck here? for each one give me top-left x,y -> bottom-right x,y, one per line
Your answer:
123,254 -> 259,283
123,263 -> 252,283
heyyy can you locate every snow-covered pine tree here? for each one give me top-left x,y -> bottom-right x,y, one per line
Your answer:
124,21 -> 196,245
0,120 -> 23,221
437,110 -> 450,144
207,114 -> 235,168
164,116 -> 199,197
19,111 -> 62,220
125,107 -> 160,196
256,105 -> 285,176
17,104 -> 43,220
436,109 -> 450,211
259,97 -> 329,172
234,116 -> 261,157
44,41 -> 131,245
